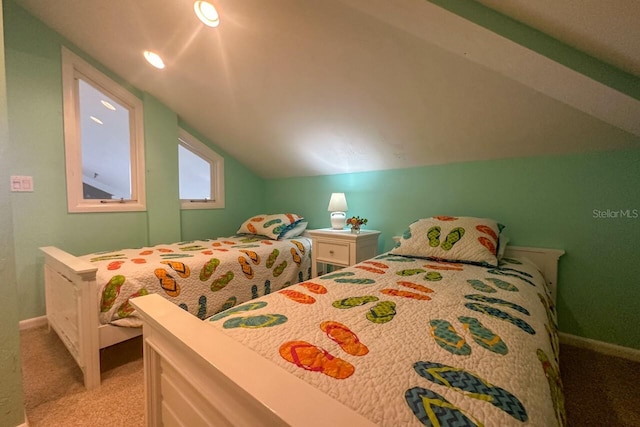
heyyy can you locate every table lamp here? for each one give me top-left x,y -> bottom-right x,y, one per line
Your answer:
328,192 -> 348,229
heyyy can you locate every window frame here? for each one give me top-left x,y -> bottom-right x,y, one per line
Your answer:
61,47 -> 146,213
178,128 -> 225,210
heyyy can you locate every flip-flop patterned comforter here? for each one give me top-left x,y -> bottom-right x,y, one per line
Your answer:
82,235 -> 312,327
206,253 -> 565,427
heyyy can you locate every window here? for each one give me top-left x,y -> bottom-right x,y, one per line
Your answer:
178,128 -> 225,209
61,47 -> 145,212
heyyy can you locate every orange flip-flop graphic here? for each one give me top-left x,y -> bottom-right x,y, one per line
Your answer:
107,261 -> 124,270
380,288 -> 431,301
320,321 -> 369,356
279,340 -> 354,379
300,282 -> 327,294
279,289 -> 316,304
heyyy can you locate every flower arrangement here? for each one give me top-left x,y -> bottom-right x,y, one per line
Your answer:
346,216 -> 368,233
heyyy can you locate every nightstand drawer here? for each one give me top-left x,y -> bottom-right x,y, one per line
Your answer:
307,228 -> 381,278
316,241 -> 350,265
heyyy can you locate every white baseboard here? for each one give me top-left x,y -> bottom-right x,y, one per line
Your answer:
18,315 -> 47,331
560,332 -> 640,363
16,410 -> 28,427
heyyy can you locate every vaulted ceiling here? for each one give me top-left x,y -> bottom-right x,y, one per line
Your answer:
17,0 -> 640,179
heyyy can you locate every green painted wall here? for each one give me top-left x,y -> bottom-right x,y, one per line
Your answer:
143,93 -> 181,245
266,149 -> 640,350
178,121 -> 266,241
4,0 -> 265,321
0,0 -> 25,424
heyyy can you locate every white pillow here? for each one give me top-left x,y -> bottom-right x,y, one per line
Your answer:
237,213 -> 304,240
391,216 -> 504,267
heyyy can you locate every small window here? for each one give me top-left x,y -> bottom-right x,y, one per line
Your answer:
61,47 -> 145,212
178,128 -> 225,209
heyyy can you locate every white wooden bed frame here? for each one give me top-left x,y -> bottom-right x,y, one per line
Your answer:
41,238 -> 317,391
41,246 -> 143,390
128,246 -> 564,426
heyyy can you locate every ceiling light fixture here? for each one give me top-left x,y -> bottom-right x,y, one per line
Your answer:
101,100 -> 116,111
143,50 -> 165,69
194,1 -> 220,27
90,116 -> 103,125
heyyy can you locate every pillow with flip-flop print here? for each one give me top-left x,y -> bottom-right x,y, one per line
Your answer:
391,216 -> 505,267
236,213 -> 305,240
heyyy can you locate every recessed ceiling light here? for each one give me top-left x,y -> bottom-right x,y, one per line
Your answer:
194,1 -> 220,27
90,116 -> 103,125
101,100 -> 116,111
143,50 -> 165,69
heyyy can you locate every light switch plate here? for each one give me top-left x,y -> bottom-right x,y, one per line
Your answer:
10,176 -> 34,192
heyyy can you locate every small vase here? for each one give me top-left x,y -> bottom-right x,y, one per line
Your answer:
350,226 -> 360,234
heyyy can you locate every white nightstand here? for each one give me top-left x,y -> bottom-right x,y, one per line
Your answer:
307,228 -> 381,278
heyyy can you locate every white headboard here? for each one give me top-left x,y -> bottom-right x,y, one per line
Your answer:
504,246 -> 565,303
390,237 -> 564,302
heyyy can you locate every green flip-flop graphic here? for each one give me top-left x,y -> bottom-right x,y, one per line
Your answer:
402,228 -> 412,240
537,349 -> 566,426
375,254 -> 415,262
366,301 -> 396,324
413,361 -> 528,422
405,386 -> 480,427
332,295 -> 379,309
440,227 -> 465,251
426,226 -> 441,248
424,272 -> 443,281
464,295 -> 530,316
487,269 -> 536,287
464,303 -> 535,335
335,278 -> 376,284
458,316 -> 508,355
222,314 -> 287,329
219,296 -> 237,312
320,271 -> 355,280
467,279 -> 496,293
485,278 -> 518,292
196,295 -> 207,319
396,269 -> 426,276
429,319 -> 471,356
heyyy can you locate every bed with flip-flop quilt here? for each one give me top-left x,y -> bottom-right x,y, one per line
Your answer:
131,216 -> 566,427
40,213 -> 311,389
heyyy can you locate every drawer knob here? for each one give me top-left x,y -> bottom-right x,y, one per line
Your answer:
329,250 -> 334,254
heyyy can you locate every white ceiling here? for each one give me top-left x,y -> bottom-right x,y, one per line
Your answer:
16,0 -> 640,179
474,0 -> 640,78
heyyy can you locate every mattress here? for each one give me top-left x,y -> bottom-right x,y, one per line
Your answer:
206,253 -> 564,426
80,235 -> 312,327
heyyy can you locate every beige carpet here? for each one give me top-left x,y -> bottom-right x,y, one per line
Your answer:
21,325 -> 640,426
20,325 -> 144,426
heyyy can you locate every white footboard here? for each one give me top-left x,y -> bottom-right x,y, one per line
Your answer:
41,246 -> 102,389
130,294 -> 376,427
40,246 -> 142,389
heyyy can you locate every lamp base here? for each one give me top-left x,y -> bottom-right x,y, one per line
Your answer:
330,211 -> 346,230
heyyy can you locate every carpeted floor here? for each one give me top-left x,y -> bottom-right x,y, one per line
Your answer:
20,325 -> 640,426
561,344 -> 640,427
20,325 -> 144,426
